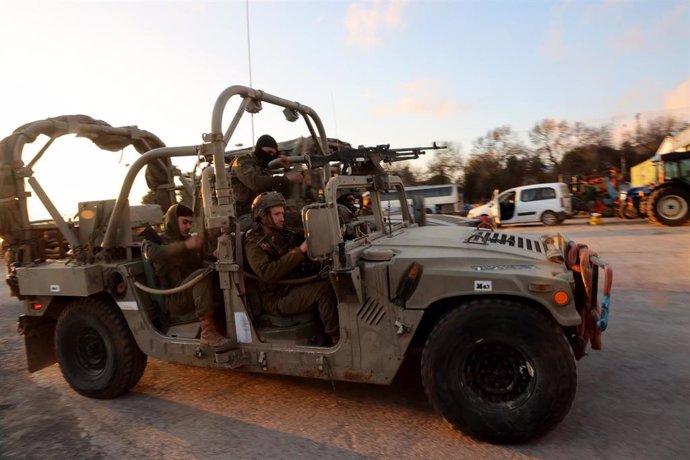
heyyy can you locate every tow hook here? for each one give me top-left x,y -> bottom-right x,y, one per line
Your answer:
258,351 -> 267,371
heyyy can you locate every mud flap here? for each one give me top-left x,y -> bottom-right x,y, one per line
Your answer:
17,315 -> 56,372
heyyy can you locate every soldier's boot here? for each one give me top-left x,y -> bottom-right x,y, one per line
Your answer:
199,313 -> 233,353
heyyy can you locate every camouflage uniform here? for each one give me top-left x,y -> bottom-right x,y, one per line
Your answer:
244,226 -> 339,337
230,152 -> 292,228
146,204 -> 215,318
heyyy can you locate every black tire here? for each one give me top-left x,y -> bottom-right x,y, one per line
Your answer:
613,205 -> 623,219
421,299 -> 577,444
648,186 -> 690,226
621,202 -> 639,219
540,211 -> 559,226
55,297 -> 147,399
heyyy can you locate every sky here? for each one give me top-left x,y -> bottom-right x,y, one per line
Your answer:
1,0 -> 688,218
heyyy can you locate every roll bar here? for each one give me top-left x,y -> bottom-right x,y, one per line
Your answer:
102,85 -> 331,250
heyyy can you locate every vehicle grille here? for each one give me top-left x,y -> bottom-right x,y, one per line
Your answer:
357,297 -> 386,327
465,230 -> 543,253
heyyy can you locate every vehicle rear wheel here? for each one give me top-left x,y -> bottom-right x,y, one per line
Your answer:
421,299 -> 577,444
648,186 -> 690,226
540,211 -> 559,226
55,297 -> 147,399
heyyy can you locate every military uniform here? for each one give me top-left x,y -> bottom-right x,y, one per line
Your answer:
230,152 -> 292,223
244,226 -> 339,337
146,204 -> 215,318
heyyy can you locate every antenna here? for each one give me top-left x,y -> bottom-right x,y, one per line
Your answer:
245,0 -> 255,143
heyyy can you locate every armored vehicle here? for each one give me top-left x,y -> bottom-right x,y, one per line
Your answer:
1,86 -> 612,444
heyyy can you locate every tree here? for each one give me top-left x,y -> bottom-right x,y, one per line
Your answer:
621,114 -> 689,157
560,145 -> 620,177
389,164 -> 420,186
529,119 -> 572,168
463,152 -> 503,203
464,126 -> 547,201
423,142 -> 463,185
471,126 -> 530,166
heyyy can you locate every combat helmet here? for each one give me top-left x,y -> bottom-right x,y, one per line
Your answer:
251,191 -> 286,221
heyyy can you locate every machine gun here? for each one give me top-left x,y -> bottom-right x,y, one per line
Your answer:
300,142 -> 446,175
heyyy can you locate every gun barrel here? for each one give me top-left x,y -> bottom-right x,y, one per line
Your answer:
303,143 -> 446,169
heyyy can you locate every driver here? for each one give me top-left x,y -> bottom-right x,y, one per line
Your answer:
244,191 -> 340,346
230,134 -> 303,231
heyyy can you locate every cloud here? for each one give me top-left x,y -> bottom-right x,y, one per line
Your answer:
609,3 -> 689,52
372,79 -> 465,118
609,27 -> 644,50
664,78 -> 690,119
609,78 -> 690,146
541,27 -> 567,59
344,0 -> 406,48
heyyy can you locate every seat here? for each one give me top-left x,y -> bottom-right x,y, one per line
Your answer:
241,258 -> 320,346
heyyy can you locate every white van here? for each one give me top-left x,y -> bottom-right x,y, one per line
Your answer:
491,182 -> 573,226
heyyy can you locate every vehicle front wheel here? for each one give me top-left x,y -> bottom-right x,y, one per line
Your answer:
540,211 -> 559,226
621,202 -> 639,219
421,299 -> 577,444
55,297 -> 147,399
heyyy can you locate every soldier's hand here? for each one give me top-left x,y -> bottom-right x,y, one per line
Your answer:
286,171 -> 304,184
276,155 -> 292,169
185,233 -> 203,251
299,240 -> 308,254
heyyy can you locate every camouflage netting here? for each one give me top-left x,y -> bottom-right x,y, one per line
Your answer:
0,114 -> 172,250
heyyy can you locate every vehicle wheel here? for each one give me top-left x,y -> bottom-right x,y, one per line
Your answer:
421,299 -> 577,444
613,205 -> 623,219
55,297 -> 147,399
622,202 -> 638,219
648,186 -> 690,226
540,211 -> 559,226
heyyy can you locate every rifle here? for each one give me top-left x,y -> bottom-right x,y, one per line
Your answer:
299,142 -> 446,174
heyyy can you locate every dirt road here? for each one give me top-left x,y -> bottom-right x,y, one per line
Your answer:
1,218 -> 689,459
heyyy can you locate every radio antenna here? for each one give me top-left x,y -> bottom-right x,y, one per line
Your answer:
245,0 -> 255,143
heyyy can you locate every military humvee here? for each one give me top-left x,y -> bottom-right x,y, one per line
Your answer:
2,86 -> 612,444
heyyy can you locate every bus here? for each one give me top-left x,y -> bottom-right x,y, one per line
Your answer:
381,184 -> 464,214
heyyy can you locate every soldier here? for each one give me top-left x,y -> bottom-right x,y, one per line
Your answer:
244,192 -> 340,346
337,191 -> 359,223
230,134 -> 303,230
146,203 -> 232,352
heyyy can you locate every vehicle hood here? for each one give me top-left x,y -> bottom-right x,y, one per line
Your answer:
371,225 -> 557,263
367,225 -> 572,315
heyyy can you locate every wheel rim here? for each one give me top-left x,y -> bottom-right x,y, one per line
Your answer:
542,213 -> 557,225
658,194 -> 688,221
74,326 -> 107,376
463,341 -> 535,405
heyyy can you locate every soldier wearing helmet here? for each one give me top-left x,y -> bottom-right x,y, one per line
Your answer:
244,192 -> 340,346
230,134 -> 304,231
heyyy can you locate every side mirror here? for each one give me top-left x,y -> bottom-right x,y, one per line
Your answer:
302,204 -> 340,261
